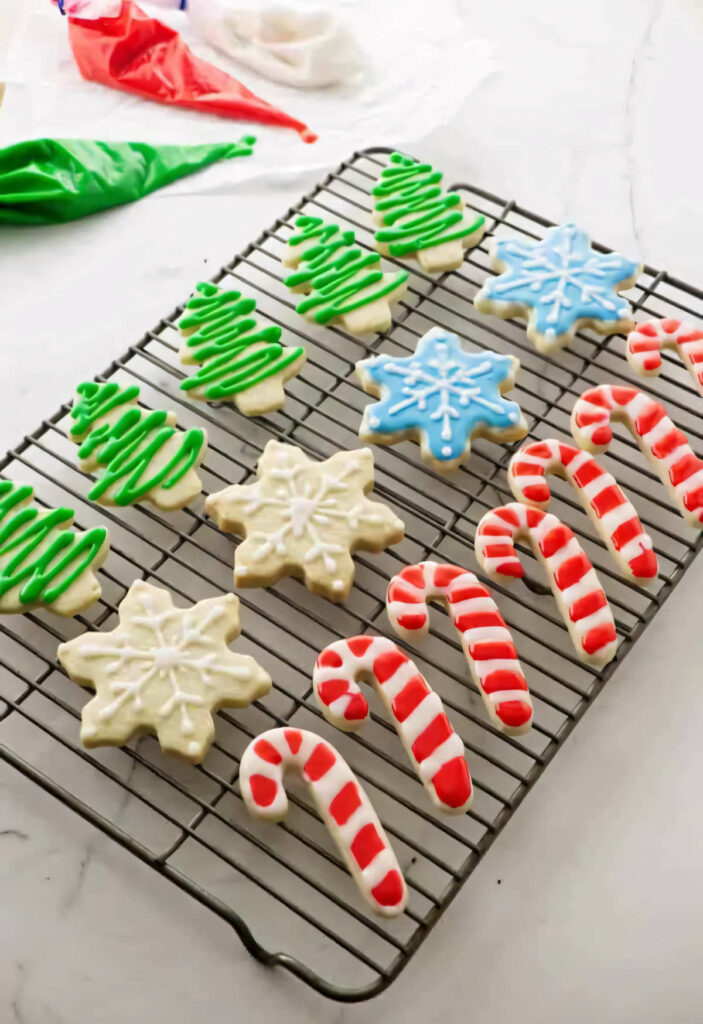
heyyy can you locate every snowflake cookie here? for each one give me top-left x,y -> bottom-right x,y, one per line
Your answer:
58,581 -> 271,763
356,328 -> 527,472
474,222 -> 642,354
205,441 -> 404,601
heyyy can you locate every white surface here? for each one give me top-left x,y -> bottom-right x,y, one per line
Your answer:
1,0 -> 703,1021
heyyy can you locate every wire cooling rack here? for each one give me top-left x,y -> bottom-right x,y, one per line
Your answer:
1,147 -> 702,1003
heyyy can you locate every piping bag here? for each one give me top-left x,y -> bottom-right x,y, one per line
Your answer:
62,1 -> 317,142
0,136 -> 256,225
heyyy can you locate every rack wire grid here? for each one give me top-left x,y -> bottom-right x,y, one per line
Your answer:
1,146 -> 702,1003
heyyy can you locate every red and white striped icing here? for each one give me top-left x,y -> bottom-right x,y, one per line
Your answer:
239,726 -> 407,917
313,635 -> 472,813
571,383 -> 703,528
508,438 -> 657,582
627,318 -> 703,395
385,562 -> 532,736
475,503 -> 617,666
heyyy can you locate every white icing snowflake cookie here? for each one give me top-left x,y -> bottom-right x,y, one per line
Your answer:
356,327 -> 527,472
58,580 -> 271,763
205,441 -> 404,601
474,222 -> 642,354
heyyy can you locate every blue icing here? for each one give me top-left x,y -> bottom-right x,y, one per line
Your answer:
483,222 -> 640,340
359,329 -> 522,462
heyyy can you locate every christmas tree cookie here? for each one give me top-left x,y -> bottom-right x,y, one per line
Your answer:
474,222 -> 642,354
282,215 -> 408,335
58,580 -> 271,763
357,327 -> 527,472
372,153 -> 486,274
69,381 -> 207,510
205,440 -> 404,601
179,282 -> 306,415
0,480 -> 108,616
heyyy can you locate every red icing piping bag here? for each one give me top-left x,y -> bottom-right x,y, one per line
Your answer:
65,2 -> 317,142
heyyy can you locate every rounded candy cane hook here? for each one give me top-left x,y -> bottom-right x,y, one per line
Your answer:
313,636 -> 472,813
475,503 -> 617,666
240,727 -> 407,917
627,318 -> 703,396
508,438 -> 657,582
571,384 -> 703,527
386,562 -> 533,736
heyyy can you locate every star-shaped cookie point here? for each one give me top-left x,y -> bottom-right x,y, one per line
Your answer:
474,222 -> 642,354
58,581 -> 271,763
205,441 -> 404,602
356,328 -> 527,472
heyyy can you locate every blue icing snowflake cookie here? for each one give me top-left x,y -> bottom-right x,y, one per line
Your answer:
356,328 -> 527,473
474,222 -> 642,354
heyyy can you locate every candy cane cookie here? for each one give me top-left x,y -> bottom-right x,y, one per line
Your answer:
475,503 -> 617,666
386,562 -> 532,735
508,439 -> 657,583
313,636 -> 472,813
239,727 -> 408,916
627,318 -> 703,396
571,384 -> 703,528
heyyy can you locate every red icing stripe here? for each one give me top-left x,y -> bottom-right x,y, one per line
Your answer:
482,543 -> 515,559
573,459 -> 604,487
316,648 -> 343,669
249,774 -> 277,807
411,713 -> 452,763
392,675 -> 430,722
450,582 -> 489,602
399,565 -> 424,588
397,612 -> 428,631
371,869 -> 405,908
347,636 -> 374,657
629,549 -> 658,578
522,483 -> 551,503
344,694 -> 369,720
512,462 -> 545,477
482,669 -> 528,694
317,679 -> 349,706
636,322 -> 659,337
373,647 -> 408,683
539,523 -> 572,558
387,581 -> 422,605
434,564 -> 464,587
253,738 -> 282,765
469,640 -> 517,661
559,443 -> 578,466
669,453 -> 701,486
496,561 -> 524,578
591,484 -> 625,517
581,389 -> 611,409
583,622 -> 617,655
351,822 -> 384,869
611,516 -> 641,550
329,781 -> 362,826
432,757 -> 471,808
611,386 -> 637,406
661,318 -> 682,333
454,610 -> 503,631
635,402 -> 666,436
494,506 -> 521,527
479,523 -> 512,536
526,507 -> 543,528
554,553 -> 590,590
575,409 -> 606,428
494,699 -> 532,728
569,589 -> 606,622
683,485 -> 703,513
285,729 -> 302,754
525,442 -> 552,460
631,338 -> 659,351
304,742 -> 335,781
651,428 -> 687,459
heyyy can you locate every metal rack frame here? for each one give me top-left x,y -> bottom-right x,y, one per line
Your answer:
1,146 -> 702,1002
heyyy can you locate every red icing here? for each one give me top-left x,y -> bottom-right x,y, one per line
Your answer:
581,389 -> 611,409
522,483 -> 551,503
304,742 -> 335,781
591,484 -> 625,517
317,678 -> 350,706
316,648 -> 343,669
350,822 -> 384,869
494,506 -> 521,527
496,561 -> 524,578
611,386 -> 637,406
482,669 -> 528,694
469,640 -> 517,662
450,582 -> 488,602
344,694 -> 369,720
669,453 -> 701,486
539,523 -> 572,558
611,516 -> 641,549
432,757 -> 471,808
249,773 -> 277,807
387,581 -> 421,605
636,321 -> 659,337
371,869 -> 405,908
329,781 -> 361,825
347,636 -> 374,657
411,713 -> 452,763
525,507 -> 543,528
635,402 -> 666,436
495,699 -> 532,728
482,543 -> 515,560
589,425 -> 613,448
573,458 -> 604,487
373,647 -> 408,683
397,612 -> 428,631
583,622 -> 617,654
253,738 -> 282,765
454,610 -> 503,632
392,675 -> 430,722
512,461 -> 545,476
629,549 -> 658,578
683,485 -> 703,513
284,729 -> 302,754
569,589 -> 606,622
661,318 -> 682,334
434,564 -> 464,587
558,443 -> 579,466
479,523 -> 512,537
399,564 -> 425,588
554,552 -> 590,590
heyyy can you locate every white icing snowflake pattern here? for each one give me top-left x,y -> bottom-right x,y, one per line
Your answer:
58,581 -> 271,762
205,441 -> 404,600
475,222 -> 641,349
358,328 -> 523,464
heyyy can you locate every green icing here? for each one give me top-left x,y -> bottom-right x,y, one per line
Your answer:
372,152 -> 485,257
179,282 -> 304,400
284,216 -> 408,325
70,381 -> 205,506
0,481 -> 107,606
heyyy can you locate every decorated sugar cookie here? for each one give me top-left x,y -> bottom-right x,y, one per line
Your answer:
205,441 -> 404,601
282,215 -> 408,335
626,318 -> 703,396
240,727 -> 408,916
0,480 -> 108,616
58,580 -> 271,763
356,327 -> 527,472
179,282 -> 306,415
372,152 -> 485,274
474,222 -> 642,354
69,381 -> 207,510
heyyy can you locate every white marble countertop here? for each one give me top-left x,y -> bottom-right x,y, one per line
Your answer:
2,1 -> 703,1021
